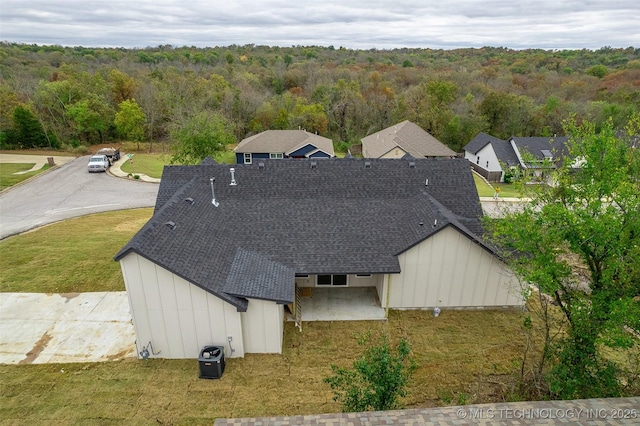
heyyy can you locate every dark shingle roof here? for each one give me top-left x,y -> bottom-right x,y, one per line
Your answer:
115,158 -> 488,311
223,248 -> 294,304
510,136 -> 570,164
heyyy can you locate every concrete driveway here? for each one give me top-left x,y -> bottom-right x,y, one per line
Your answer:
0,292 -> 136,364
1,153 -> 157,364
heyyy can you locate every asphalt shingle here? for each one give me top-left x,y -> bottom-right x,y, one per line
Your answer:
115,158 -> 488,311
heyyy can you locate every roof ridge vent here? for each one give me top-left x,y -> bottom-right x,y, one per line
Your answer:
165,221 -> 176,230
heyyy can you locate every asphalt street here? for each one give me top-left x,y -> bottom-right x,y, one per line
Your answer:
0,155 -> 159,239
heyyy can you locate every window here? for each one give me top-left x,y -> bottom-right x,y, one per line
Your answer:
269,153 -> 283,159
244,153 -> 252,164
317,274 -> 348,286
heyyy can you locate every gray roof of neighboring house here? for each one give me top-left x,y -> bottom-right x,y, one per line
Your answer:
115,158 -> 488,311
361,121 -> 456,158
234,130 -> 335,157
509,136 -> 570,164
464,133 -> 520,167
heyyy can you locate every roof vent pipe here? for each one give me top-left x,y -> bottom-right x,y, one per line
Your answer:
425,178 -> 429,186
210,178 -> 219,207
229,168 -> 237,186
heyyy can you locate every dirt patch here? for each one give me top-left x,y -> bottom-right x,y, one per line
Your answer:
19,331 -> 52,364
106,348 -> 135,361
61,292 -> 81,302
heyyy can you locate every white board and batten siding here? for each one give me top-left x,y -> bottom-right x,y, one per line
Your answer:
120,253 -> 285,359
240,299 -> 284,354
388,226 -> 523,309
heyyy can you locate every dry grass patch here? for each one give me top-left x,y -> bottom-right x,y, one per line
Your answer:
0,309 -> 526,423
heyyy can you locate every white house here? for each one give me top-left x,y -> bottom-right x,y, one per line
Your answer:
115,158 -> 523,359
463,132 -> 570,182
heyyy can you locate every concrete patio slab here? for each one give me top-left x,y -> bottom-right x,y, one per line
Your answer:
0,292 -> 136,364
296,287 -> 386,321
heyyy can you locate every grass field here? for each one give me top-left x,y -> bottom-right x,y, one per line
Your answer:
0,163 -> 51,190
0,209 -> 153,293
472,173 -> 523,198
0,209 -> 528,422
0,309 -> 525,423
120,151 -> 236,179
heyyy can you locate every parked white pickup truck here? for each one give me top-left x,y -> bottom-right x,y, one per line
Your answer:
87,155 -> 110,173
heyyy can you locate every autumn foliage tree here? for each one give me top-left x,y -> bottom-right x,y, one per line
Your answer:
489,114 -> 640,399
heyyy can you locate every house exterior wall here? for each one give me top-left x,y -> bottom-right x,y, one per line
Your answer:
388,226 -> 523,309
380,147 -> 407,159
295,274 -> 378,288
120,253 -> 245,359
240,299 -> 284,354
308,151 -> 331,158
235,152 -> 271,164
288,144 -> 316,157
465,144 -> 503,181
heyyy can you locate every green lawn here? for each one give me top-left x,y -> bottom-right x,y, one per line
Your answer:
472,173 -> 523,198
0,163 -> 51,190
0,209 -> 153,293
120,151 -> 237,178
0,209 -> 529,422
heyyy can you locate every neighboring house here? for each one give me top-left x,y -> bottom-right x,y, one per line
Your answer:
463,133 -> 569,182
234,129 -> 335,164
115,158 -> 523,360
361,120 -> 457,159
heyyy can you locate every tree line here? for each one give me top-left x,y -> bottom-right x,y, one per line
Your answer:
1,43 -> 638,154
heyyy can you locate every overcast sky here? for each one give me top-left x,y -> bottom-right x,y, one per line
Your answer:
1,1 -> 638,50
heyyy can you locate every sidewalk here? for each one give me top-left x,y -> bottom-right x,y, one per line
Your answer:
108,156 -> 161,183
0,153 -> 75,171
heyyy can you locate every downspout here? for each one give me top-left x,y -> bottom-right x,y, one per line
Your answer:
385,274 -> 391,318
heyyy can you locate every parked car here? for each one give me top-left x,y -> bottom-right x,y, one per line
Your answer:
96,147 -> 121,165
88,155 -> 110,173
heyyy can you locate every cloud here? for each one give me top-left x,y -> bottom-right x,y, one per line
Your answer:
1,0 -> 638,49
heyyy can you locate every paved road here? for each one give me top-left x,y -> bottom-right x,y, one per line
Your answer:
0,155 -> 159,239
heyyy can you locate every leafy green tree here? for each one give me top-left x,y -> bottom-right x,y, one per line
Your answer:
65,94 -> 114,143
324,333 -> 415,412
586,64 -> 608,78
291,102 -> 329,134
114,99 -> 146,149
108,69 -> 137,104
170,111 -> 236,164
489,115 -> 640,399
11,105 -> 57,148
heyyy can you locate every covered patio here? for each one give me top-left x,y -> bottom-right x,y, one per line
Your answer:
291,287 -> 386,322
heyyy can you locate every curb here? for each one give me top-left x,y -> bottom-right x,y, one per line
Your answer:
0,159 -> 78,194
